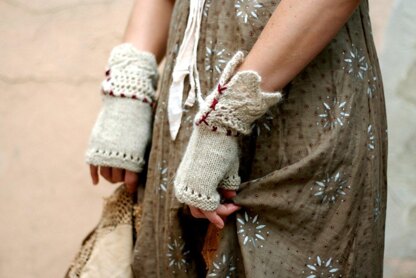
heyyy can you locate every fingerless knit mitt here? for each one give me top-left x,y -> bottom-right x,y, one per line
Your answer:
85,43 -> 159,173
174,51 -> 283,211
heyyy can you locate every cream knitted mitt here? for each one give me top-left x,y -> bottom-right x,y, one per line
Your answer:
174,51 -> 283,211
85,43 -> 159,173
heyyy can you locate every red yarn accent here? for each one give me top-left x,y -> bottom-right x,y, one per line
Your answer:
212,126 -> 217,132
105,69 -> 110,77
120,93 -> 125,97
132,95 -> 137,99
197,110 -> 212,126
109,91 -> 114,96
209,98 -> 219,110
217,84 -> 227,94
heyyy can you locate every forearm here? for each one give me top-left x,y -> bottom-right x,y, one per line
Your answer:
123,0 -> 175,63
238,0 -> 361,91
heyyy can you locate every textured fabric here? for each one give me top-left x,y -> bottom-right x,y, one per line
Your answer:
66,185 -> 139,278
85,44 -> 158,172
195,51 -> 282,135
73,0 -> 387,277
131,0 -> 388,277
168,0 -> 206,140
174,124 -> 240,211
174,51 -> 282,211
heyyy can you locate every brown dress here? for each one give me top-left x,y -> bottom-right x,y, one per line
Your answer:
69,0 -> 388,277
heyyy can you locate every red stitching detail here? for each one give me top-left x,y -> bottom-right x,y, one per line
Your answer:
105,69 -> 110,77
209,98 -> 218,110
197,111 -> 211,126
217,84 -> 227,94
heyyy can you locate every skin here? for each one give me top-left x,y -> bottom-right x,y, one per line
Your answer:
90,0 -> 361,229
89,0 -> 176,193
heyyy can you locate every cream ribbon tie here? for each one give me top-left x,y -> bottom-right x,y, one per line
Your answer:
168,0 -> 206,140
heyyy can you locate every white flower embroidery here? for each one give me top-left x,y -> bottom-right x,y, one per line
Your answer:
302,256 -> 342,278
367,124 -> 375,152
311,172 -> 350,204
343,45 -> 369,79
203,0 -> 212,17
235,0 -> 263,24
367,75 -> 377,98
205,41 -> 232,77
157,159 -> 168,194
207,254 -> 237,277
167,237 -> 190,273
237,211 -> 269,248
253,110 -> 275,136
317,97 -> 350,129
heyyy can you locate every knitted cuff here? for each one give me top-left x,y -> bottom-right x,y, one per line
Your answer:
218,160 -> 240,190
195,51 -> 283,135
85,96 -> 152,173
174,125 -> 240,211
101,43 -> 158,104
85,44 -> 158,173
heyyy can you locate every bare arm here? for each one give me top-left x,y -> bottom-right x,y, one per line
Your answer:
89,0 -> 175,190
238,0 -> 361,91
123,0 -> 175,63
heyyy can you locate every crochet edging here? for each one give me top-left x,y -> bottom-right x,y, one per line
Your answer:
86,148 -> 145,173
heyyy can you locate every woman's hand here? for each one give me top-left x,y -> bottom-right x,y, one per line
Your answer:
188,189 -> 241,229
89,165 -> 139,193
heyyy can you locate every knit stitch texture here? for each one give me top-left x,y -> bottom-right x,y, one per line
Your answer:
174,51 -> 282,210
85,44 -> 158,173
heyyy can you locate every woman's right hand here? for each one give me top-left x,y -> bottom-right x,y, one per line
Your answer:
89,165 -> 139,193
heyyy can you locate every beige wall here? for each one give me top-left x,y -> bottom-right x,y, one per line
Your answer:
1,0 -> 412,277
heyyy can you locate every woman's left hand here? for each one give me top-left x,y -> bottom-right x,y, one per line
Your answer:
188,189 -> 241,229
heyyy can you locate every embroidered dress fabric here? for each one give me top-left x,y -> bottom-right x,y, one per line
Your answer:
130,0 -> 388,276
69,0 -> 388,277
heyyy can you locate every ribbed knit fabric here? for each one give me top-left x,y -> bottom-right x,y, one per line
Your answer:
174,51 -> 282,210
85,44 -> 158,173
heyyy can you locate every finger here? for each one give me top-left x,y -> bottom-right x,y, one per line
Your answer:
112,168 -> 124,183
203,211 -> 224,229
215,203 -> 241,217
100,166 -> 112,182
124,170 -> 138,193
219,189 -> 237,199
89,165 -> 99,185
189,206 -> 205,218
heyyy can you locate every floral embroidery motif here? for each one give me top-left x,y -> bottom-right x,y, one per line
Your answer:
367,75 -> 377,98
317,97 -> 350,129
302,256 -> 342,278
157,159 -> 169,195
367,124 -> 376,152
343,45 -> 369,79
235,0 -> 263,24
167,237 -> 190,274
207,254 -> 237,277
205,41 -> 232,81
237,211 -> 269,248
203,0 -> 212,17
311,172 -> 350,204
253,109 -> 275,136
